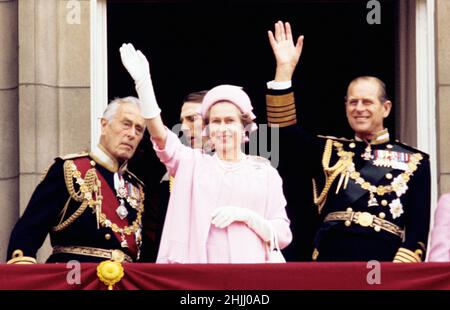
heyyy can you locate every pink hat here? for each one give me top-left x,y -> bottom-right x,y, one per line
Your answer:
200,85 -> 257,132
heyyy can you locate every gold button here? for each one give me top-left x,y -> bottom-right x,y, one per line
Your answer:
374,226 -> 381,232
111,249 -> 125,263
105,234 -> 111,240
356,212 -> 373,227
346,207 -> 353,212
345,220 -> 351,227
349,142 -> 356,149
90,160 -> 96,166
385,173 -> 393,180
381,200 -> 388,207
312,248 -> 319,261
387,144 -> 393,149
379,212 -> 386,219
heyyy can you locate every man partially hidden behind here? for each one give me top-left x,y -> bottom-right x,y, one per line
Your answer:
266,21 -> 431,262
136,90 -> 210,262
7,97 -> 149,263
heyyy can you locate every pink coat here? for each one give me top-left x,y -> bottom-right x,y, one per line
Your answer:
429,193 -> 450,261
153,129 -> 292,263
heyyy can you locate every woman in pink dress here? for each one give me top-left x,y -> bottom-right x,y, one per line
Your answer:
120,43 -> 292,263
429,193 -> 450,261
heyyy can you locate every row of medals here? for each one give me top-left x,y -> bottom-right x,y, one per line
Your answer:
352,144 -> 406,219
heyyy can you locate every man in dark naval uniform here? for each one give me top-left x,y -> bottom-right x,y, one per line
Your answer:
265,21 -> 431,262
7,96 -> 149,264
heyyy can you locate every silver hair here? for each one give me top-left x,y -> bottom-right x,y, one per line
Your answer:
102,96 -> 141,123
346,76 -> 389,103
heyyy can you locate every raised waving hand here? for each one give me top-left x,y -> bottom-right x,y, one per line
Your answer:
268,21 -> 304,81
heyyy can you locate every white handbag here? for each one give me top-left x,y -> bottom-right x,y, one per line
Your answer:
266,227 -> 286,263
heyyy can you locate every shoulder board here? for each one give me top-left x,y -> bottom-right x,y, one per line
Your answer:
248,155 -> 271,165
58,151 -> 90,161
317,135 -> 354,142
38,162 -> 55,184
393,140 -> 429,159
125,170 -> 145,187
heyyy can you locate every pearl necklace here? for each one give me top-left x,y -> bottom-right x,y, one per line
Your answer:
213,153 -> 247,172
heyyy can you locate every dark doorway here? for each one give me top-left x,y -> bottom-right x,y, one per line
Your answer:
107,0 -> 396,136
107,0 -> 397,261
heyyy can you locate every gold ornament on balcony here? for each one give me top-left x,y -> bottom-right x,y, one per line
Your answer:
96,260 -> 124,290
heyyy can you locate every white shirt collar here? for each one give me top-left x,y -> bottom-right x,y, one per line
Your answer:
90,144 -> 128,173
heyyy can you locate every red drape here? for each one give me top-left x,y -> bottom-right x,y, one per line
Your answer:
1,262 -> 450,290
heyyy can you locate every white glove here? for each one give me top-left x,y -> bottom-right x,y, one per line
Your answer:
211,206 -> 272,242
119,43 -> 161,119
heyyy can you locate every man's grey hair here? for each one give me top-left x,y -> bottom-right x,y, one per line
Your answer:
102,96 -> 141,122
346,76 -> 389,103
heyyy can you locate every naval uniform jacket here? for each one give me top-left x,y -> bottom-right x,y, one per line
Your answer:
266,87 -> 431,262
7,147 -> 147,263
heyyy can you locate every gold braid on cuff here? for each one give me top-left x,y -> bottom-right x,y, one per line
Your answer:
7,250 -> 37,264
266,93 -> 297,127
393,247 -> 422,263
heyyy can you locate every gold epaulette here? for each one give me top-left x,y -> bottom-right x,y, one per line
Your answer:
7,250 -> 37,264
393,140 -> 429,159
38,163 -> 55,184
126,170 -> 145,188
38,151 -> 89,184
317,135 -> 354,142
59,151 -> 90,160
266,92 -> 297,128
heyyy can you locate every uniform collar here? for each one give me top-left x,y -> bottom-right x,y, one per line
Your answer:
90,144 -> 128,173
355,128 -> 389,145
